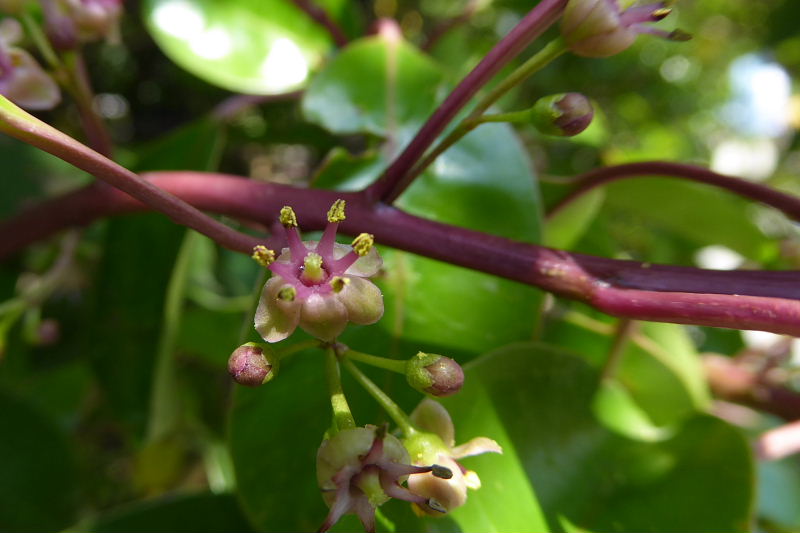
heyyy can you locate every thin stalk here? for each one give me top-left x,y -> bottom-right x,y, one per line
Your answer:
20,11 -> 61,69
277,338 -> 320,360
343,348 -> 406,374
62,51 -> 113,157
599,319 -> 635,380
146,230 -> 200,442
325,348 -> 356,433
341,358 -> 415,437
389,39 -> 567,202
366,0 -> 568,204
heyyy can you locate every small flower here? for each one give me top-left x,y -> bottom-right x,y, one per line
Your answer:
404,399 -> 502,515
316,425 -> 451,532
0,19 -> 61,110
562,0 -> 689,58
254,200 -> 384,342
227,342 -> 279,387
406,352 -> 465,397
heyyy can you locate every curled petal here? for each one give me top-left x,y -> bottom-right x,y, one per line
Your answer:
406,456 -> 467,515
451,437 -> 503,459
336,277 -> 384,325
299,293 -> 349,341
410,399 -> 455,448
254,276 -> 301,342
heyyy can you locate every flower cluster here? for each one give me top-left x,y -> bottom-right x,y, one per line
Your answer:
253,200 -> 384,342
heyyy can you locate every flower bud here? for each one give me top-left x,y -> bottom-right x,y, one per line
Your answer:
406,352 -> 464,397
531,93 -> 594,137
227,342 -> 278,387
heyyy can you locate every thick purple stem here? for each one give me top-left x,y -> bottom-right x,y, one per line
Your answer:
3,172 -> 799,336
548,161 -> 800,221
365,0 -> 568,204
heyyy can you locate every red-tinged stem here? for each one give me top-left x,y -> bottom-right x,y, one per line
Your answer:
0,99 -> 261,253
705,355 -> 800,421
2,172 -> 800,336
548,161 -> 800,221
365,0 -> 568,204
290,0 -> 349,48
211,90 -> 303,122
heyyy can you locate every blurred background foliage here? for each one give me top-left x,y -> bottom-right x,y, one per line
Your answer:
1,0 -> 800,531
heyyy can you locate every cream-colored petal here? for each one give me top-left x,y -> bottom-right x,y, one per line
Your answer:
409,399 -> 455,448
336,277 -> 383,325
254,277 -> 301,343
346,246 -> 382,277
407,455 -> 467,515
451,437 -> 502,459
299,293 -> 348,341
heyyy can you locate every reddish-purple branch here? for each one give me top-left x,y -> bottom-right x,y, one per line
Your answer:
548,161 -> 800,221
290,0 -> 349,48
366,0 -> 568,204
3,172 -> 800,336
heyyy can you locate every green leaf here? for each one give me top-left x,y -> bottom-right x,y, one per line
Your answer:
305,35 -> 543,357
0,388 -> 78,532
603,177 -> 769,260
88,492 -> 254,532
143,0 -> 346,94
544,189 -> 605,249
303,35 -> 444,143
441,343 -> 754,533
229,347 -> 331,532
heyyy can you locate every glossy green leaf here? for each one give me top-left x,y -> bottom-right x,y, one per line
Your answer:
545,314 -> 709,427
604,177 -> 769,260
0,388 -> 78,532
441,343 -> 754,533
89,492 -> 254,532
143,0 -> 345,94
305,35 -> 543,357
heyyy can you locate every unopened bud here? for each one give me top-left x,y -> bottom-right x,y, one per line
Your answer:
406,352 -> 464,397
227,342 -> 278,387
531,93 -> 594,137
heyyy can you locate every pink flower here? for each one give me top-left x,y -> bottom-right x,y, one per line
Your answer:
254,200 -> 384,342
562,0 -> 688,58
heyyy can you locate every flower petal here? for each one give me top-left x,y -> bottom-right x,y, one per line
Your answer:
254,276 -> 301,343
410,399 -> 455,448
299,293 -> 348,341
406,455 -> 467,514
336,277 -> 384,325
451,437 -> 503,459
1,49 -> 61,110
332,243 -> 382,277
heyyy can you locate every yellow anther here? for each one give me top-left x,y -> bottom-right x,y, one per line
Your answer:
251,245 -> 275,267
330,276 -> 350,293
351,233 -> 374,257
327,199 -> 346,223
277,286 -> 297,302
651,7 -> 672,19
279,206 -> 298,227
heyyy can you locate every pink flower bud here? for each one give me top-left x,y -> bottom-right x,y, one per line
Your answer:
227,342 -> 278,387
406,352 -> 464,397
531,92 -> 594,137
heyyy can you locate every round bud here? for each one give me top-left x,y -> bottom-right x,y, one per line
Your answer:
531,93 -> 594,137
227,342 -> 278,387
406,352 -> 464,397
562,0 -> 638,58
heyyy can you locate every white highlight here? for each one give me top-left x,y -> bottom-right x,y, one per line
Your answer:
259,37 -> 309,92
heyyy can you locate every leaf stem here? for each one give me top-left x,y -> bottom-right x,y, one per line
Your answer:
341,358 -> 415,437
146,229 -> 200,442
342,348 -> 406,374
599,319 -> 635,381
325,347 -> 356,433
